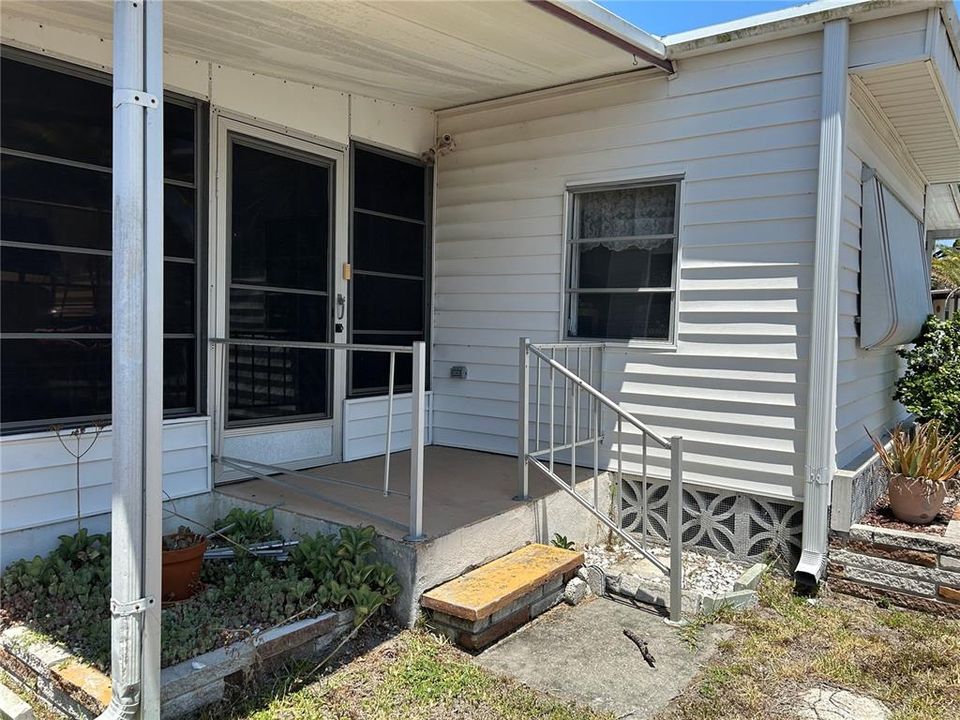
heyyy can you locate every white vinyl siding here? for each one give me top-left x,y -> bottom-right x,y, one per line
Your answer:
835,98 -> 922,470
0,417 -> 210,535
434,32 -> 826,501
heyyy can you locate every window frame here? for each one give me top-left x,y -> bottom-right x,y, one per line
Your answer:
346,140 -> 433,398
563,176 -> 683,347
0,46 -> 208,434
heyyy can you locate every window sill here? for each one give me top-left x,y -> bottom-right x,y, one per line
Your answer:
562,338 -> 678,352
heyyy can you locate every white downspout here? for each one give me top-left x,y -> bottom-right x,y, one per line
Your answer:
100,1 -> 164,719
795,18 -> 848,591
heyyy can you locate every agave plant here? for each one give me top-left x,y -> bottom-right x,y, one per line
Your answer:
868,420 -> 960,493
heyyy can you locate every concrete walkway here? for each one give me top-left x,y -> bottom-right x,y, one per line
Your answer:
475,596 -> 730,719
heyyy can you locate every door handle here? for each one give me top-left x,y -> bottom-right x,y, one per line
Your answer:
336,293 -> 346,320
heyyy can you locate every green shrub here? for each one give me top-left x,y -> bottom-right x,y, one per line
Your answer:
1,521 -> 400,671
894,315 -> 960,436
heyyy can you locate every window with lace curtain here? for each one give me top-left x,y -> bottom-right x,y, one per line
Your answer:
565,179 -> 681,342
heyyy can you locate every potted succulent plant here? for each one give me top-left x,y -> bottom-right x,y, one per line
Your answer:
868,420 -> 960,524
161,526 -> 206,601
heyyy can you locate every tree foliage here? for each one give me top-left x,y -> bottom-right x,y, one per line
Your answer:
894,315 -> 960,436
932,239 -> 960,291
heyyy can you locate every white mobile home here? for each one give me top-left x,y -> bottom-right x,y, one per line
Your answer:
2,0 -> 959,604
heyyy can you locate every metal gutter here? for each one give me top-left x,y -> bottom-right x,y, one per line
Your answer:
529,0 -> 674,73
795,18 -> 849,592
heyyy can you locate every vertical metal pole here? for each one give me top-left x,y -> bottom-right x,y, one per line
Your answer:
593,393 -> 599,510
669,436 -> 684,623
406,342 -> 426,541
562,347 -> 568,445
517,337 -> 530,500
570,382 -> 577,488
382,351 -> 395,496
549,350 -> 555,474
140,1 -> 164,716
616,415 -> 623,526
534,356 -> 541,452
109,1 -> 163,717
642,433 -> 649,550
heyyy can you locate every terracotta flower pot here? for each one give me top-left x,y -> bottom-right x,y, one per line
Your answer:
887,473 -> 946,525
161,534 -> 207,601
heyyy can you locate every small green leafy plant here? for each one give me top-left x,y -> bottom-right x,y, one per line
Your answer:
213,507 -> 279,547
1,519 -> 400,670
895,315 -> 960,436
551,533 -> 575,550
290,525 -> 400,625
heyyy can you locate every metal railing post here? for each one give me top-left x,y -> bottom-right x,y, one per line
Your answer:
382,351 -> 395,496
516,337 -> 531,500
405,342 -> 426,541
669,435 -> 684,623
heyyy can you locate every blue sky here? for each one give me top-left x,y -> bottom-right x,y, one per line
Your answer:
596,1 -> 960,37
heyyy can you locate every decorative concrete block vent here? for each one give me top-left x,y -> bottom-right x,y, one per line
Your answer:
828,520 -> 960,616
421,544 -> 584,650
0,610 -> 354,719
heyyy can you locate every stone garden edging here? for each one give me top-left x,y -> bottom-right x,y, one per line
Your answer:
0,609 -> 355,719
828,519 -> 960,616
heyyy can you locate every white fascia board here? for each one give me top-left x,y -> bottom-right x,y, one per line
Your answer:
664,0 -> 942,58
546,0 -> 668,58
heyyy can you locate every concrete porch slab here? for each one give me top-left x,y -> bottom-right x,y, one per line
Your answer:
475,597 -> 731,719
217,446 -> 597,541
213,447 -> 614,627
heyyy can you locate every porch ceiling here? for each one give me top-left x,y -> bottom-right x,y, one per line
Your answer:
2,0 -> 664,109
854,60 -> 960,185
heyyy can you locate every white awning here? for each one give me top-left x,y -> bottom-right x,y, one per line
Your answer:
1,0 -> 669,109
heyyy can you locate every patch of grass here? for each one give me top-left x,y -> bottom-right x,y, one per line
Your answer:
202,631 -> 613,720
0,668 -> 63,720
665,575 -> 960,720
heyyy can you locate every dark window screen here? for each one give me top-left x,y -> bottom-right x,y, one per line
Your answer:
0,54 -> 203,430
567,181 -> 679,342
349,147 -> 429,395
226,140 -> 332,424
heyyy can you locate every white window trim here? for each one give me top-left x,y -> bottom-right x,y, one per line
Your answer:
561,175 -> 684,349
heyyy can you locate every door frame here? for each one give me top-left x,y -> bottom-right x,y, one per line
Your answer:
209,112 -> 348,477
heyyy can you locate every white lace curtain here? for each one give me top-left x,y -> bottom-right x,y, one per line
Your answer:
577,184 -> 676,240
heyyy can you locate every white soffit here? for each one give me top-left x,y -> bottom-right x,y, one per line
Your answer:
854,61 -> 960,184
1,0 -> 663,109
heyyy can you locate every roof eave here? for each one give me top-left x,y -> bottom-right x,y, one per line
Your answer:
531,0 -> 673,72
663,0 -> 942,58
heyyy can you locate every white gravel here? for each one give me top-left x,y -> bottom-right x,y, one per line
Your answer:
582,542 -> 745,596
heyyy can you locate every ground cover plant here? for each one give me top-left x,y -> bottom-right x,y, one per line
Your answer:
0,517 -> 400,670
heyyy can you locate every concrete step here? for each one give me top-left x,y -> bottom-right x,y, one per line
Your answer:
421,543 -> 583,650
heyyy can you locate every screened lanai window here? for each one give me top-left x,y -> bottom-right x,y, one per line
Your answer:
0,52 -> 204,431
566,180 -> 680,341
349,145 -> 430,395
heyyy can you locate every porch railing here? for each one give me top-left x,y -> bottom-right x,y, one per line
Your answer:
210,337 -> 427,541
517,337 -> 684,621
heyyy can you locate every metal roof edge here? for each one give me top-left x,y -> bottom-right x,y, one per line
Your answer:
662,0 -> 942,58
536,0 -> 670,69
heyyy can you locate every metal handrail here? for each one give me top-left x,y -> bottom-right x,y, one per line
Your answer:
210,336 -> 427,541
209,337 -> 414,353
527,343 -> 670,449
517,336 -> 684,622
